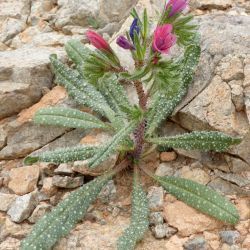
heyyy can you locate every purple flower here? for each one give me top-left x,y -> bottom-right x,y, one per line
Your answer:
116,36 -> 135,50
152,24 -> 176,54
129,18 -> 140,41
166,0 -> 188,17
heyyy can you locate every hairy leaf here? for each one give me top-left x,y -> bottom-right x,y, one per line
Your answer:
155,176 -> 240,224
88,120 -> 139,168
146,44 -> 201,135
24,146 -> 97,165
50,55 -> 115,121
147,131 -> 241,152
34,107 -> 112,130
21,174 -> 112,250
117,171 -> 149,250
65,39 -> 92,66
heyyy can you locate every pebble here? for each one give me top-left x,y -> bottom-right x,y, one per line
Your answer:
149,212 -> 164,226
183,237 -> 207,250
219,230 -> 240,245
98,180 -> 116,204
147,186 -> 164,211
52,175 -> 84,189
160,151 -> 177,162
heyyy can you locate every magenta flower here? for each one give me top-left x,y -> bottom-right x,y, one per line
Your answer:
86,30 -> 111,52
166,0 -> 188,17
116,36 -> 135,50
152,24 -> 176,54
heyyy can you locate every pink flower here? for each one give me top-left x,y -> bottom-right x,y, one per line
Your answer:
86,30 -> 111,52
152,24 -> 176,54
166,0 -> 188,17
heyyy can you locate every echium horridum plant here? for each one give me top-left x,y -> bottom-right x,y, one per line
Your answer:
22,1 -> 241,249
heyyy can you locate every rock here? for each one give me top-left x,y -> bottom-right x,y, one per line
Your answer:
228,80 -> 244,112
52,176 -> 84,189
219,231 -> 241,245
163,200 -> 223,237
235,197 -> 250,220
149,212 -> 164,226
155,163 -> 175,177
28,202 -> 52,223
235,220 -> 250,237
165,235 -> 188,250
152,223 -> 177,239
183,237 -> 207,250
0,217 -> 31,241
208,178 -> 249,195
0,237 -> 21,250
225,155 -> 250,173
41,177 -> 58,197
160,151 -> 177,162
7,192 -> 38,223
147,186 -> 164,211
177,165 -> 211,185
0,193 -> 17,212
98,180 -> 116,204
203,231 -> 220,250
8,165 -> 40,195
54,163 -> 74,174
191,0 -> 233,10
0,46 -> 65,119
54,0 -> 136,30
242,235 -> 250,249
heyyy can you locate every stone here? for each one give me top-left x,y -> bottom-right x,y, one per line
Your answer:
152,224 -> 167,239
147,186 -> 164,211
219,231 -> 241,245
165,235 -> 188,250
0,237 -> 20,250
183,237 -> 207,250
8,165 -> 40,195
225,156 -> 250,173
203,231 -> 220,250
28,203 -> 52,223
98,180 -> 116,204
235,220 -> 250,237
0,46 -> 65,119
149,212 -> 164,226
52,176 -> 84,189
54,163 -> 74,174
228,80 -> 244,112
160,151 -> 177,162
191,0 -> 233,10
41,177 -> 58,197
242,235 -> 250,249
155,163 -> 175,177
7,193 -> 38,223
163,200 -> 223,237
0,217 -> 31,241
235,198 -> 250,220
0,193 -> 17,212
178,165 -> 211,185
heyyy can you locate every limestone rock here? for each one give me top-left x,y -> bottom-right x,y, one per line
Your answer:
147,186 -> 164,211
0,46 -> 65,119
52,176 -> 84,189
28,202 -> 52,223
7,193 -> 38,223
8,165 -> 40,195
163,200 -> 223,237
0,193 -> 17,212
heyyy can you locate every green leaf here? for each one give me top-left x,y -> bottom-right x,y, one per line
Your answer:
65,40 -> 92,66
148,131 -> 241,152
88,120 -> 139,168
21,173 -> 113,250
117,171 -> 149,250
50,55 -> 116,122
120,65 -> 151,81
155,176 -> 240,225
24,146 -> 97,165
34,107 -> 112,130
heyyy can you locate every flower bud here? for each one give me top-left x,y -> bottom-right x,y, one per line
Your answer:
129,18 -> 140,41
86,30 -> 112,52
152,24 -> 176,54
116,36 -> 135,50
166,0 -> 188,17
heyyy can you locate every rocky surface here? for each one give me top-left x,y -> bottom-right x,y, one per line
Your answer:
0,0 -> 249,249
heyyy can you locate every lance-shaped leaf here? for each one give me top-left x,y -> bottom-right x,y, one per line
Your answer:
50,55 -> 116,122
34,107 -> 112,131
117,171 -> 149,250
147,131 -> 241,152
21,173 -> 112,250
155,176 -> 240,225
146,44 -> 201,136
24,146 -> 97,165
88,120 -> 138,168
65,39 -> 92,66
98,73 -> 131,116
